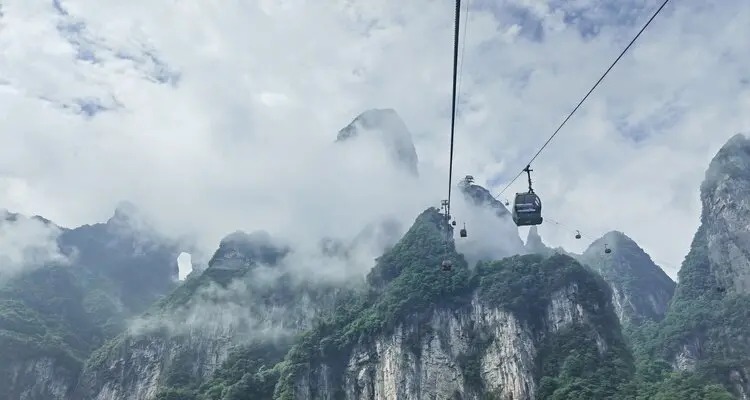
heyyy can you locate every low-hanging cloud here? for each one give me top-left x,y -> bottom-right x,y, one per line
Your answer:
0,212 -> 70,278
451,195 -> 527,267
128,264 -> 333,339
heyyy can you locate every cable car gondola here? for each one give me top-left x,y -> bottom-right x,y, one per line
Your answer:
442,259 -> 452,271
512,165 -> 543,227
575,230 -> 581,239
459,223 -> 467,238
604,244 -> 612,254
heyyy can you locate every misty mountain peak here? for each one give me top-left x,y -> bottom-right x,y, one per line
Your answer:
106,201 -> 152,233
209,230 -> 290,269
0,210 -> 54,227
335,108 -> 419,175
460,182 -> 510,218
702,133 -> 750,198
525,226 -> 547,253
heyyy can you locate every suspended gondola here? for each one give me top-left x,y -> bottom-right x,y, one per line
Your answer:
512,165 -> 543,227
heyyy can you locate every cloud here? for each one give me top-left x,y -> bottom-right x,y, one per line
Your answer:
127,266 -> 321,339
0,211 -> 69,277
451,196 -> 527,266
0,0 -> 748,279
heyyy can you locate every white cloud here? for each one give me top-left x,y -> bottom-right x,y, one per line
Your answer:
0,0 -> 748,279
0,211 -> 69,277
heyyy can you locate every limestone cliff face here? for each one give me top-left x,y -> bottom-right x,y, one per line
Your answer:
5,357 -> 75,400
664,133 -> 750,399
698,133 -> 750,294
275,212 -> 633,400
287,286 -> 613,400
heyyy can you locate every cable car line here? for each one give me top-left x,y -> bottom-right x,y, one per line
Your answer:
441,0 -> 464,272
491,0 -> 673,224
455,0 -> 471,114
545,217 -> 734,292
545,217 -> 683,265
445,0 -> 463,218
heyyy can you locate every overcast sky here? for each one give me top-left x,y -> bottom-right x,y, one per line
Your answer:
0,0 -> 748,279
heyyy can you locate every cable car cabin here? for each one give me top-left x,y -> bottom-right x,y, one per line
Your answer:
441,260 -> 452,271
460,227 -> 467,237
512,192 -> 543,226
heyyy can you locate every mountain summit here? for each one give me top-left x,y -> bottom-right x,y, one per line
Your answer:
336,108 -> 419,175
581,230 -> 675,326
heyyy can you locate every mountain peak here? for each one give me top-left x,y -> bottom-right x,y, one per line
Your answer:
460,182 -> 510,218
592,230 -> 637,249
702,133 -> 750,198
335,108 -> 419,175
694,133 -> 750,293
106,201 -> 150,231
581,230 -> 674,325
525,226 -> 547,253
583,230 -> 656,264
366,207 -> 458,287
208,230 -> 290,270
1,210 -> 55,227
